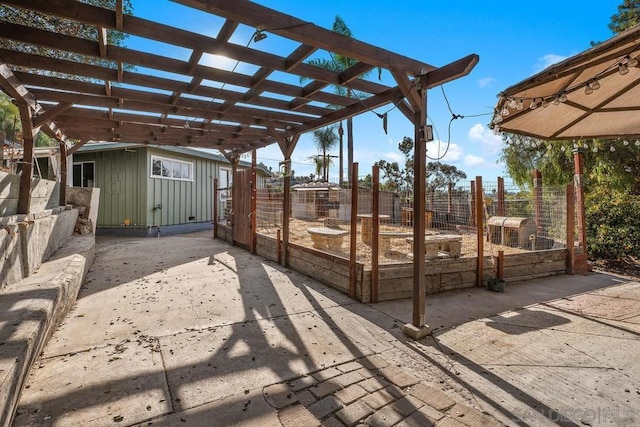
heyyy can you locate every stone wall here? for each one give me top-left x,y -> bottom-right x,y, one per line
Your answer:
0,172 -> 60,216
0,208 -> 79,291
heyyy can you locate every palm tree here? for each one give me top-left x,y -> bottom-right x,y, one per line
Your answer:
302,16 -> 372,185
311,126 -> 338,181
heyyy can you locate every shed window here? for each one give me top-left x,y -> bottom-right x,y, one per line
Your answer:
73,162 -> 95,187
151,156 -> 193,181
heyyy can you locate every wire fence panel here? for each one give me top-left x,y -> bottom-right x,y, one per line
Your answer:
238,177 -> 571,267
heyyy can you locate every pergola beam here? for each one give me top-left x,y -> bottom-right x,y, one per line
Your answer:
173,0 -> 436,75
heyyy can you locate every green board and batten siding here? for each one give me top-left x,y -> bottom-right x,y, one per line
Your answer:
72,148 -> 147,227
145,147 -> 215,227
73,146 -> 219,229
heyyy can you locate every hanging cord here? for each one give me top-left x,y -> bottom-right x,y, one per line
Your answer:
426,85 -> 493,161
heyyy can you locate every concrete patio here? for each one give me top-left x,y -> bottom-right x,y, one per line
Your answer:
12,233 -> 640,426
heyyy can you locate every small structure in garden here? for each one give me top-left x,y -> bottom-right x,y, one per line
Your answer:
291,182 -> 342,221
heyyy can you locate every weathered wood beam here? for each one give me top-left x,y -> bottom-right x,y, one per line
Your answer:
115,0 -> 124,30
98,27 -> 108,58
33,102 -> 73,127
29,87 -> 313,126
173,0 -> 436,75
3,48 -> 351,111
0,62 -> 68,142
0,9 -> 390,95
390,68 -> 420,110
17,104 -> 34,214
294,86 -> 405,135
423,54 -> 479,89
15,70 -> 331,118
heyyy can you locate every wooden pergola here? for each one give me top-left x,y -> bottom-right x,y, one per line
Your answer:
0,0 -> 478,338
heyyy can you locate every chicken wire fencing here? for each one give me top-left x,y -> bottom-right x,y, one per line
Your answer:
220,177 -> 570,267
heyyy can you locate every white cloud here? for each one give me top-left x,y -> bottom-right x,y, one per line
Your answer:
381,151 -> 404,163
534,54 -> 568,72
478,77 -> 495,88
426,140 -> 463,163
468,123 -> 503,155
463,154 -> 487,167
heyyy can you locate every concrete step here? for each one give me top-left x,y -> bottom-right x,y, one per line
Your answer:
0,234 -> 95,427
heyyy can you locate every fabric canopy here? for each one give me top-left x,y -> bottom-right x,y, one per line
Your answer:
492,24 -> 640,141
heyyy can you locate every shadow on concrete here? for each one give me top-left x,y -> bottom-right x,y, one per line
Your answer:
12,235 -> 635,426
485,308 -> 571,335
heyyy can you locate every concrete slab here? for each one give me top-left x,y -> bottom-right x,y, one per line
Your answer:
43,238 -> 352,358
547,293 -> 640,321
130,389 -> 280,427
13,345 -> 170,426
159,311 -> 363,411
13,233 -> 640,427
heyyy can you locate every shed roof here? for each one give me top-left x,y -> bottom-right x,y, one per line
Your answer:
75,142 -> 270,173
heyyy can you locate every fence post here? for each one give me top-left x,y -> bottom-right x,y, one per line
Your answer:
282,158 -> 291,267
533,169 -> 543,235
475,176 -> 484,287
372,165 -> 380,303
470,180 -> 476,226
213,178 -> 218,239
250,149 -> 257,254
497,176 -> 505,216
566,184 -> 575,274
349,162 -> 359,299
59,142 -> 67,207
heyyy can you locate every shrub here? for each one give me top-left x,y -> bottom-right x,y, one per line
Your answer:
586,190 -> 640,259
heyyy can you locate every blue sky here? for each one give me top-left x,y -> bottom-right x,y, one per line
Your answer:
130,0 -> 621,182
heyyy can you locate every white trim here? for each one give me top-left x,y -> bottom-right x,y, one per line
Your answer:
150,155 -> 194,182
72,160 -> 96,187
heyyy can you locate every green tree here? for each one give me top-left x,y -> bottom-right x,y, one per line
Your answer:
310,126 -> 338,181
0,1 -> 133,77
500,1 -> 640,195
373,159 -> 402,191
303,16 -> 376,185
609,0 -> 640,33
425,162 -> 467,191
0,1 -> 134,147
398,136 -> 415,198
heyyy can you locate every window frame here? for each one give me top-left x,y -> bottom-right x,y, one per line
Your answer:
150,155 -> 194,182
72,161 -> 96,188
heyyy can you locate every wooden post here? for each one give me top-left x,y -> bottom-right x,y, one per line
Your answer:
59,142 -> 67,207
497,176 -> 505,216
229,156 -> 239,245
402,79 -> 430,339
372,164 -> 380,303
276,229 -> 282,265
17,105 -> 34,214
566,184 -> 575,274
573,150 -> 587,251
497,250 -> 504,281
447,182 -> 453,214
348,162 -> 359,299
282,158 -> 291,267
475,176 -> 484,287
250,149 -> 257,254
338,123 -> 344,186
213,178 -> 218,239
533,169 -> 543,235
470,180 -> 476,226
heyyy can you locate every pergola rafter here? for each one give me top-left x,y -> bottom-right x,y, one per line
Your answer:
0,0 -> 479,336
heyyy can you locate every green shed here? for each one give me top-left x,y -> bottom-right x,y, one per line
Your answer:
72,143 -> 269,236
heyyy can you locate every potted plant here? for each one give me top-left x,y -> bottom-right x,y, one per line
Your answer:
487,257 -> 506,292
